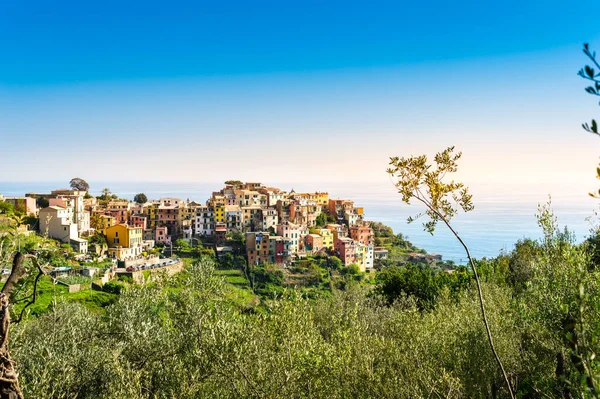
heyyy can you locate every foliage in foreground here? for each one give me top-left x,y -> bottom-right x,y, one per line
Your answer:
12,258 -> 521,399
10,200 -> 600,398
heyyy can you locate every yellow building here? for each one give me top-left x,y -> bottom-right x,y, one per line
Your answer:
314,192 -> 329,206
355,243 -> 366,272
294,192 -> 329,206
105,224 -> 144,259
318,228 -> 334,249
177,205 -> 194,224
146,204 -> 158,229
214,204 -> 225,223
99,215 -> 117,231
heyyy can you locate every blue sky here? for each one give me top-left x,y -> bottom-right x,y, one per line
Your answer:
1,0 -> 600,196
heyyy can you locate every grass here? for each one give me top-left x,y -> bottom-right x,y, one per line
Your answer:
81,259 -> 114,269
223,284 -> 259,310
225,276 -> 248,285
214,269 -> 249,286
214,269 -> 244,276
11,276 -> 117,318
67,289 -> 118,313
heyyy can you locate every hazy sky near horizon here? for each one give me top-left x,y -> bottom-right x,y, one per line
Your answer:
2,1 -> 600,197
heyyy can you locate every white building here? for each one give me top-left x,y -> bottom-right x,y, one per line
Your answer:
39,206 -> 87,254
365,245 -> 374,271
49,190 -> 90,234
194,206 -> 214,236
254,208 -> 278,232
276,221 -> 304,254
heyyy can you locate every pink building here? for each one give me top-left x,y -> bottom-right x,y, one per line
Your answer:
4,197 -> 37,215
155,226 -> 171,244
276,221 -> 303,254
130,215 -> 148,230
350,225 -> 374,246
335,237 -> 357,265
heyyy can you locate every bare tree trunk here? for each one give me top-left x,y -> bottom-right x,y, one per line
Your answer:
0,253 -> 25,399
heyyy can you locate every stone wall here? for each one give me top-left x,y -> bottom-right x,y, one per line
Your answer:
117,261 -> 184,284
119,254 -> 160,269
54,279 -> 81,293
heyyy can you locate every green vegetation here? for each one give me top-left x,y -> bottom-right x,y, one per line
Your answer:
6,196 -> 600,398
314,212 -> 334,227
11,276 -> 117,317
0,201 -> 14,215
69,177 -> 90,191
133,193 -> 148,204
375,264 -> 471,310
11,217 -> 600,399
388,146 -> 513,396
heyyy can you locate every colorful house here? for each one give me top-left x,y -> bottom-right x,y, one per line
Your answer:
305,234 -> 324,253
350,225 -> 374,246
246,232 -> 270,265
214,204 -> 225,223
105,224 -> 144,259
317,228 -> 334,249
335,237 -> 357,266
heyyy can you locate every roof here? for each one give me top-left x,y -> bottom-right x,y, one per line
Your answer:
42,205 -> 66,211
106,223 -> 142,231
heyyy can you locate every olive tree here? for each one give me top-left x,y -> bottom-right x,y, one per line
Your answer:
69,177 -> 89,192
387,146 -> 514,398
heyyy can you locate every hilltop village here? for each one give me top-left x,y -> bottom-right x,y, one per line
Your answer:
0,181 -> 435,272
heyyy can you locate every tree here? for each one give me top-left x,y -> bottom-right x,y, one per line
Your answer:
387,146 -> 514,398
69,178 -> 89,192
89,213 -> 102,231
174,239 -> 190,251
34,197 -> 48,209
97,188 -> 113,204
0,202 -> 14,216
133,193 -> 148,204
328,256 -> 343,271
315,213 -> 327,227
579,44 -> 600,199
0,219 -> 51,399
376,264 -> 439,310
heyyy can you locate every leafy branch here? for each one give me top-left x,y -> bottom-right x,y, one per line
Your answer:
579,43 -> 600,136
387,146 -> 515,399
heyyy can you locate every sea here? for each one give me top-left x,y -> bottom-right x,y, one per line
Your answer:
1,181 -> 597,264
